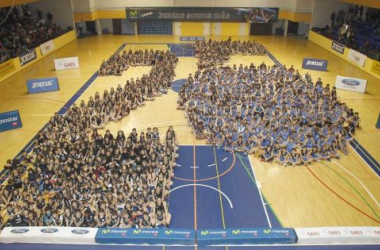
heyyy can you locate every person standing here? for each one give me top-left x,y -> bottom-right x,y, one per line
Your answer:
331,11 -> 336,27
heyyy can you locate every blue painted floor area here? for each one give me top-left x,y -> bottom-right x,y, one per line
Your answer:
350,139 -> 380,177
2,243 -> 380,250
172,79 -> 187,93
168,43 -> 195,57
167,146 -> 195,229
168,145 -> 281,230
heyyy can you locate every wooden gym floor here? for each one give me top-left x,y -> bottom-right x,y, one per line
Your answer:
0,34 -> 379,228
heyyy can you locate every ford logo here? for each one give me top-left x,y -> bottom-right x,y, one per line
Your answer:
11,228 -> 29,234
71,229 -> 90,234
40,228 -> 59,233
342,79 -> 360,86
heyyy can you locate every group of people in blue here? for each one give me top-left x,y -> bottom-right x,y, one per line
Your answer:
178,42 -> 359,165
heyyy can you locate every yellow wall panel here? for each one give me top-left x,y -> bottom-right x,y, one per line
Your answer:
0,0 -> 41,8
74,10 -> 126,22
221,22 -> 240,36
181,22 -> 204,36
74,12 -> 96,22
97,10 -> 126,19
279,10 -> 312,23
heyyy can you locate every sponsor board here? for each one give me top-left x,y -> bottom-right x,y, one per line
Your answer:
180,36 -> 205,41
27,77 -> 59,94
126,7 -> 279,23
54,57 -> 80,71
19,49 -> 37,66
331,40 -> 345,54
371,60 -> 380,76
0,60 -> 16,78
0,110 -> 22,133
348,49 -> 367,67
335,75 -> 367,94
295,227 -> 380,244
197,228 -> 296,246
96,228 -> 195,245
0,227 -> 97,244
302,58 -> 328,71
40,40 -> 55,55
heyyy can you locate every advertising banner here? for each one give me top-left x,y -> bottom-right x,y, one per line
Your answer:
302,58 -> 328,71
0,110 -> 22,133
127,7 -> 279,23
348,49 -> 367,67
40,40 -> 55,55
335,75 -> 367,93
180,37 -> 205,41
331,40 -> 345,54
197,228 -> 296,246
54,57 -> 80,71
295,227 -> 380,244
27,77 -> 59,94
0,227 -> 97,244
0,60 -> 16,78
19,49 -> 37,66
95,228 -> 195,245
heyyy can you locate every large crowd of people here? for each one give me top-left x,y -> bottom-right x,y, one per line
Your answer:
0,49 -> 179,229
98,49 -> 178,76
313,5 -> 380,60
0,5 -> 66,64
195,38 -> 268,69
178,62 -> 359,166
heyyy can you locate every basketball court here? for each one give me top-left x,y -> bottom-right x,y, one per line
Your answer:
0,0 -> 380,249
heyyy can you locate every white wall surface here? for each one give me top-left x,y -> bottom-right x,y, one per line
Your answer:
297,22 -> 310,36
73,0 -> 91,12
100,19 -> 113,33
272,19 -> 285,34
29,0 -> 74,29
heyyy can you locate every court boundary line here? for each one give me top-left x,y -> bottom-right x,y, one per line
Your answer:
173,147 -> 236,182
350,139 -> 380,180
332,160 -> 380,209
213,146 -> 227,229
320,162 -> 380,221
237,153 -> 272,228
307,166 -> 380,224
168,183 -> 233,209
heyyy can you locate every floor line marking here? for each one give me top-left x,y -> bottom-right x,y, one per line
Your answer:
222,157 -> 228,162
213,146 -> 227,229
332,160 -> 380,209
352,140 -> 380,170
350,144 -> 380,181
173,149 -> 236,182
193,145 -> 197,231
208,163 -> 216,167
238,153 -> 272,228
168,184 -> 233,209
351,140 -> 380,170
307,166 -> 380,224
321,162 -> 380,221
193,146 -> 198,250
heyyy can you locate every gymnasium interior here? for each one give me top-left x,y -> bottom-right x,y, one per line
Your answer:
0,0 -> 380,249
